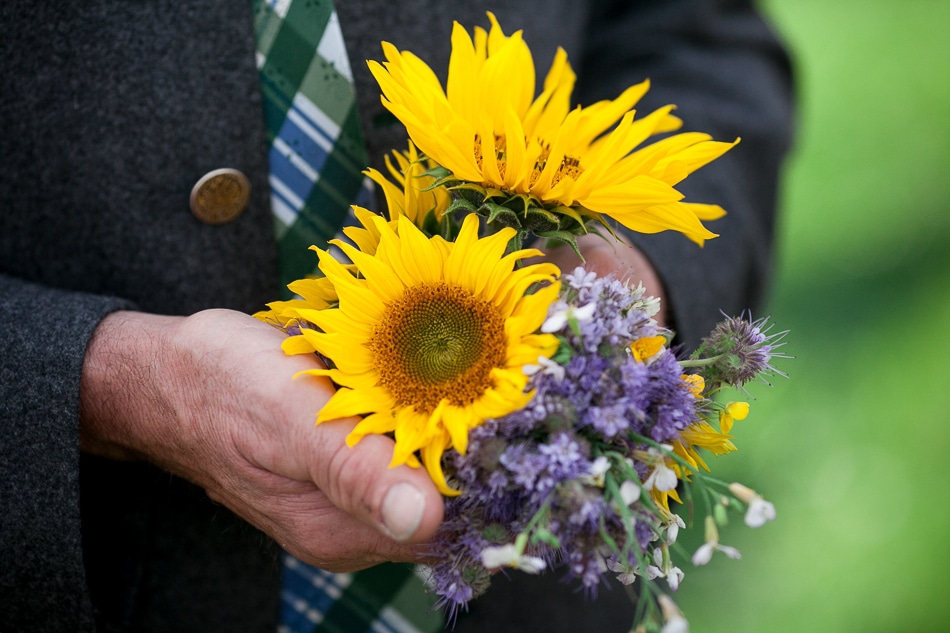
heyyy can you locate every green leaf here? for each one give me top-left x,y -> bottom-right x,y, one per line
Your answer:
551,340 -> 573,364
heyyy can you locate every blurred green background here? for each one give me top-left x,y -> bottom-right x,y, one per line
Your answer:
675,1 -> 950,631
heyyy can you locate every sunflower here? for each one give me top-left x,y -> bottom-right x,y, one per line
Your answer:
255,143 -> 452,328
274,212 -> 561,495
367,12 -> 738,246
363,141 -> 452,234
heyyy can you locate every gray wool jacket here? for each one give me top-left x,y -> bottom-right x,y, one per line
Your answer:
0,0 -> 793,631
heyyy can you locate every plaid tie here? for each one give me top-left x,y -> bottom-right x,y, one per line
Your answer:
254,0 -> 374,296
252,2 -> 443,631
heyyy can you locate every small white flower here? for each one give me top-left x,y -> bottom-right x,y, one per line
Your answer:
645,550 -> 664,581
518,556 -> 547,574
658,595 -> 690,633
692,515 -> 741,566
666,565 -> 685,591
541,311 -> 568,333
521,355 -> 566,381
619,480 -> 641,505
641,295 -> 662,318
615,570 -> 637,585
541,302 -> 596,333
651,547 -> 685,591
606,559 -> 638,586
662,613 -> 690,633
579,456 -> 611,487
665,515 -> 686,545
744,497 -> 777,528
643,462 -> 678,492
691,542 -> 742,566
728,482 -> 776,528
573,302 -> 597,321
480,544 -> 546,574
480,544 -> 518,568
691,543 -> 715,566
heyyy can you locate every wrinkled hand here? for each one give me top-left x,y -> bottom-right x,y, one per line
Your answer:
79,309 -> 444,572
540,233 -> 668,326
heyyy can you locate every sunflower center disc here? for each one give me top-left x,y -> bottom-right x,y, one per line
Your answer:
371,283 -> 507,413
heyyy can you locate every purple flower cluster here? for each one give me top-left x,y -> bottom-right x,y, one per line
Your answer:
697,312 -> 789,389
427,269 -> 701,614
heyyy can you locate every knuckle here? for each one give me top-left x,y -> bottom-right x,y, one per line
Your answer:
322,435 -> 377,519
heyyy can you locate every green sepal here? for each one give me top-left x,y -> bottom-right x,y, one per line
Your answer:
445,196 -> 477,217
480,202 -> 522,228
523,206 -> 561,233
530,526 -> 561,548
421,164 -> 453,184
713,502 -> 729,527
482,522 -> 509,544
538,230 -> 584,259
552,204 -> 587,228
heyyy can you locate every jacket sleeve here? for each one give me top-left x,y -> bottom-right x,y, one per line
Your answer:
575,0 -> 796,348
0,273 -> 132,632
0,2 -> 281,629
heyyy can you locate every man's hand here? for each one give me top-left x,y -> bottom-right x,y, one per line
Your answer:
79,309 -> 443,572
540,233 -> 668,326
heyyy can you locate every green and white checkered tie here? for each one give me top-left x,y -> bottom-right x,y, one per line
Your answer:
252,1 -> 443,631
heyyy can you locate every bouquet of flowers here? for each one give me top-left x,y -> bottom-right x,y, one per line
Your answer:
256,13 -> 787,633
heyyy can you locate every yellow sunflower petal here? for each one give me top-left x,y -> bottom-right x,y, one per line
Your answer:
441,403 -> 476,456
391,407 -> 430,466
421,431 -> 460,496
396,215 -> 445,285
346,412 -> 398,446
281,334 -> 317,356
297,329 -> 374,374
317,385 -> 394,423
332,240 -> 407,303
685,202 -> 728,221
294,367 -> 378,391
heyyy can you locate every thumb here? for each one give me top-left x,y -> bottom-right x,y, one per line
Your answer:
306,419 -> 445,544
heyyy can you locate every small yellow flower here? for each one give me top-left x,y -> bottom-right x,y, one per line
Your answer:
650,417 -> 739,512
367,12 -> 737,245
677,421 -> 737,467
681,373 -> 705,398
630,335 -> 666,363
719,401 -> 750,434
652,476 -> 683,515
265,212 -> 561,495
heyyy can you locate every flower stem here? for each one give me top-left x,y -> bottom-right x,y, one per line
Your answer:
679,354 -> 725,368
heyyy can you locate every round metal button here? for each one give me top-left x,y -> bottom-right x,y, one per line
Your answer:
189,168 -> 251,224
